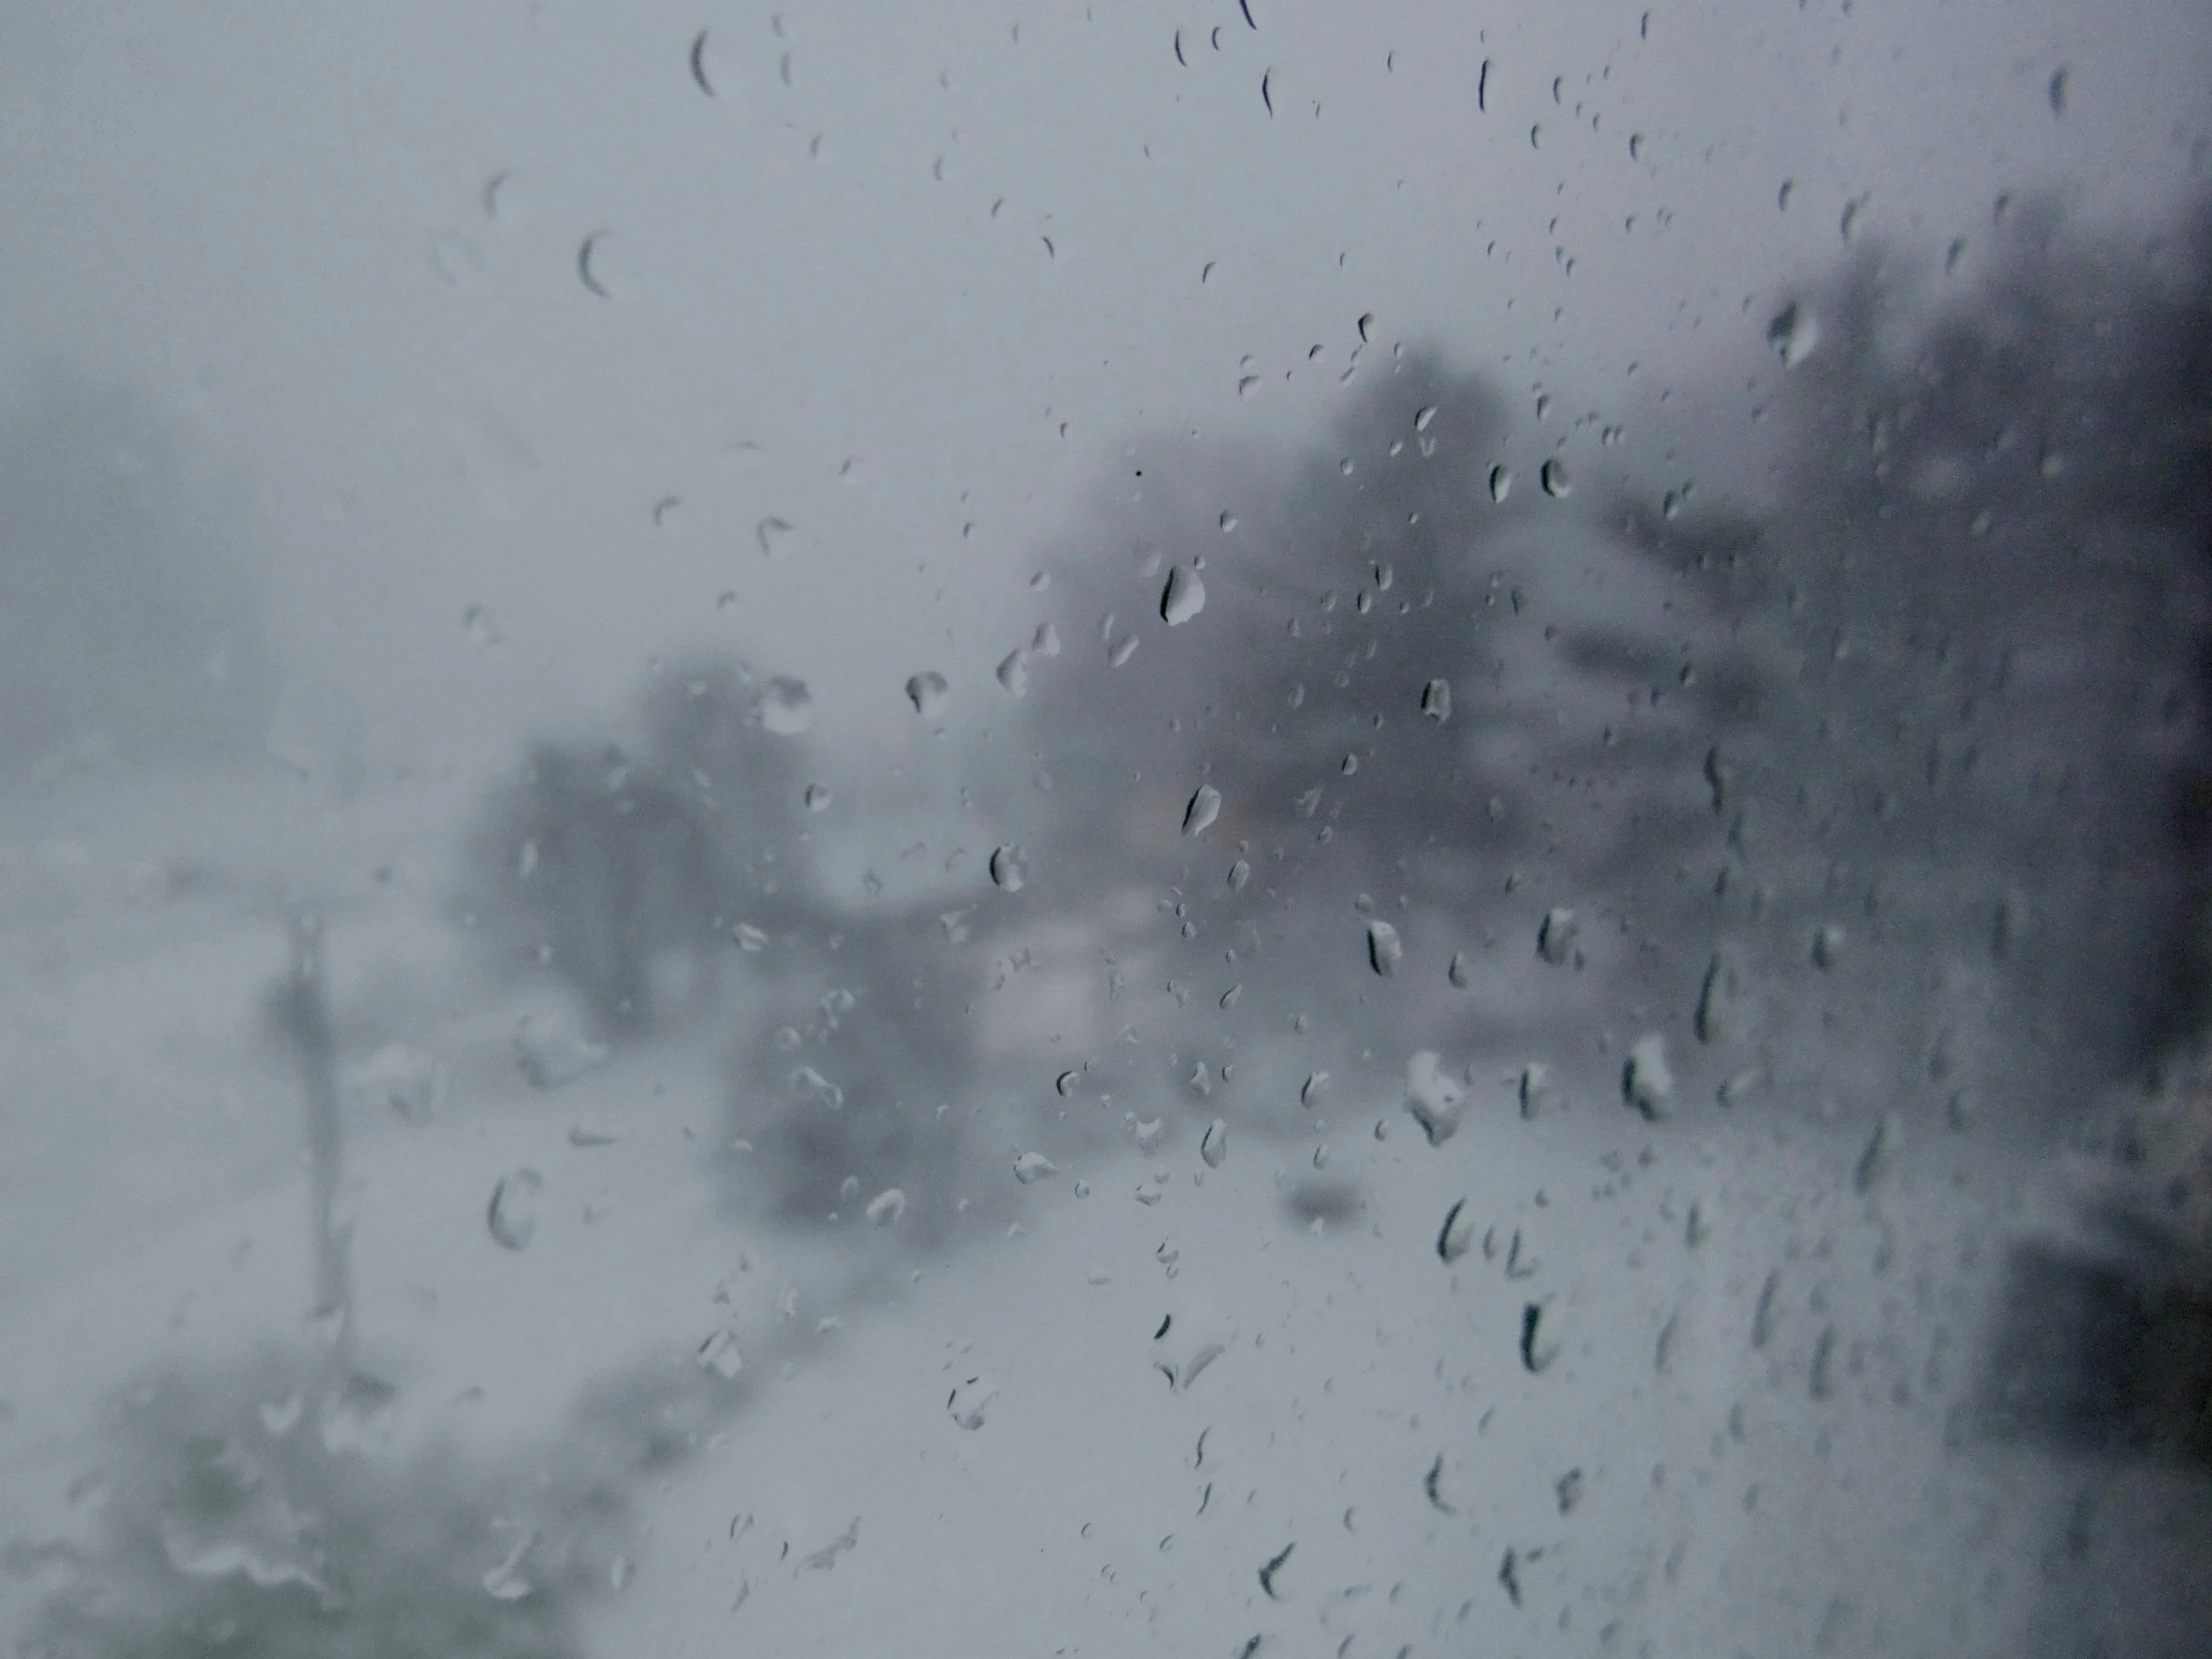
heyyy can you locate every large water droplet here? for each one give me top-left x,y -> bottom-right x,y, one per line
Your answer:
576,232 -> 637,300
948,1377 -> 998,1429
317,1371 -> 399,1455
1518,1063 -> 1556,1118
1366,918 -> 1403,976
1539,457 -> 1571,498
487,1168 -> 544,1250
804,782 -> 833,812
1694,952 -> 1735,1043
1013,1151 -> 1058,1184
482,1531 -> 540,1601
514,1014 -> 610,1089
1201,1118 -> 1228,1168
1519,1303 -> 1556,1373
906,672 -> 951,718
1854,1110 -> 1903,1194
1487,464 -> 1513,502
799,1517 -> 860,1571
1405,1051 -> 1464,1145
866,1187 -> 907,1226
1437,1198 -> 1474,1262
791,1065 -> 843,1109
481,168 -> 537,225
1623,1034 -> 1673,1120
989,844 -> 1028,891
755,675 -> 813,734
1420,678 -> 1452,722
1161,563 -> 1207,625
346,1042 -> 446,1124
1183,784 -> 1223,835
755,516 -> 796,560
995,649 -> 1031,696
1537,907 -> 1578,965
1766,302 -> 1820,366
697,1329 -> 745,1379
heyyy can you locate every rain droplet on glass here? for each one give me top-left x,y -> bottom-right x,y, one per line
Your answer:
866,1188 -> 907,1226
487,1168 -> 544,1250
1405,1051 -> 1464,1145
1438,1198 -> 1474,1262
756,516 -> 796,560
1161,564 -> 1207,625
697,1330 -> 745,1379
1623,1034 -> 1674,1120
906,672 -> 951,718
755,675 -> 813,735
1537,907 -> 1578,965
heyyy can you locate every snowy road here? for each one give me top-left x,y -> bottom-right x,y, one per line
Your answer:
0,771 -> 2120,1655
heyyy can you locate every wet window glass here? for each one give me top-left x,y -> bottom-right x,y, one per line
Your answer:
3,3 -> 2210,1655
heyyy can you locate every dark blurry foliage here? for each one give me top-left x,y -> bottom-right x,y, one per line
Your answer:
22,1347 -> 641,1659
715,905 -> 976,1238
0,371 -> 276,784
1677,194 -> 2212,1109
451,655 -> 981,1228
1010,195 -> 2212,1131
1011,346 -> 1776,1100
451,654 -> 814,1037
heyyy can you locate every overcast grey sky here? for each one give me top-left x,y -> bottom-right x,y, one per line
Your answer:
1,0 -> 2204,771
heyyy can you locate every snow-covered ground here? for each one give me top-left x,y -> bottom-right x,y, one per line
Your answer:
0,767 -> 2148,1654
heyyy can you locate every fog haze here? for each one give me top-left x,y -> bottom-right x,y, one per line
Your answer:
2,0 -> 2203,769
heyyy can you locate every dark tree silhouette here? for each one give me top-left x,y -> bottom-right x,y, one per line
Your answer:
1004,347 -> 1774,1106
451,653 -> 818,1038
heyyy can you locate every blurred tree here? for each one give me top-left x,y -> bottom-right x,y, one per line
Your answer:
1009,348 -> 1769,1097
1004,196 -> 2212,1132
451,653 -> 829,1039
1676,195 -> 2212,1110
24,1345 -> 667,1659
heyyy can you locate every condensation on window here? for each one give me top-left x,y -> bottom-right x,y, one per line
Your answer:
1,4 -> 2209,1656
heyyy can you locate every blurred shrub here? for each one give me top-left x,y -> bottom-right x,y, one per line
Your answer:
720,906 -> 977,1240
25,1348 -> 628,1659
450,654 -> 813,1039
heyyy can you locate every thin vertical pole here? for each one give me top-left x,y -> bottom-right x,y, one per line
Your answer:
273,906 -> 353,1383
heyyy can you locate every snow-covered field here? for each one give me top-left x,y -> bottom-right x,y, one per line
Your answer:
0,767 -> 2146,1655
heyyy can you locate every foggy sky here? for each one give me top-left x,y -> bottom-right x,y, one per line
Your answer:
0,0 -> 2203,777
